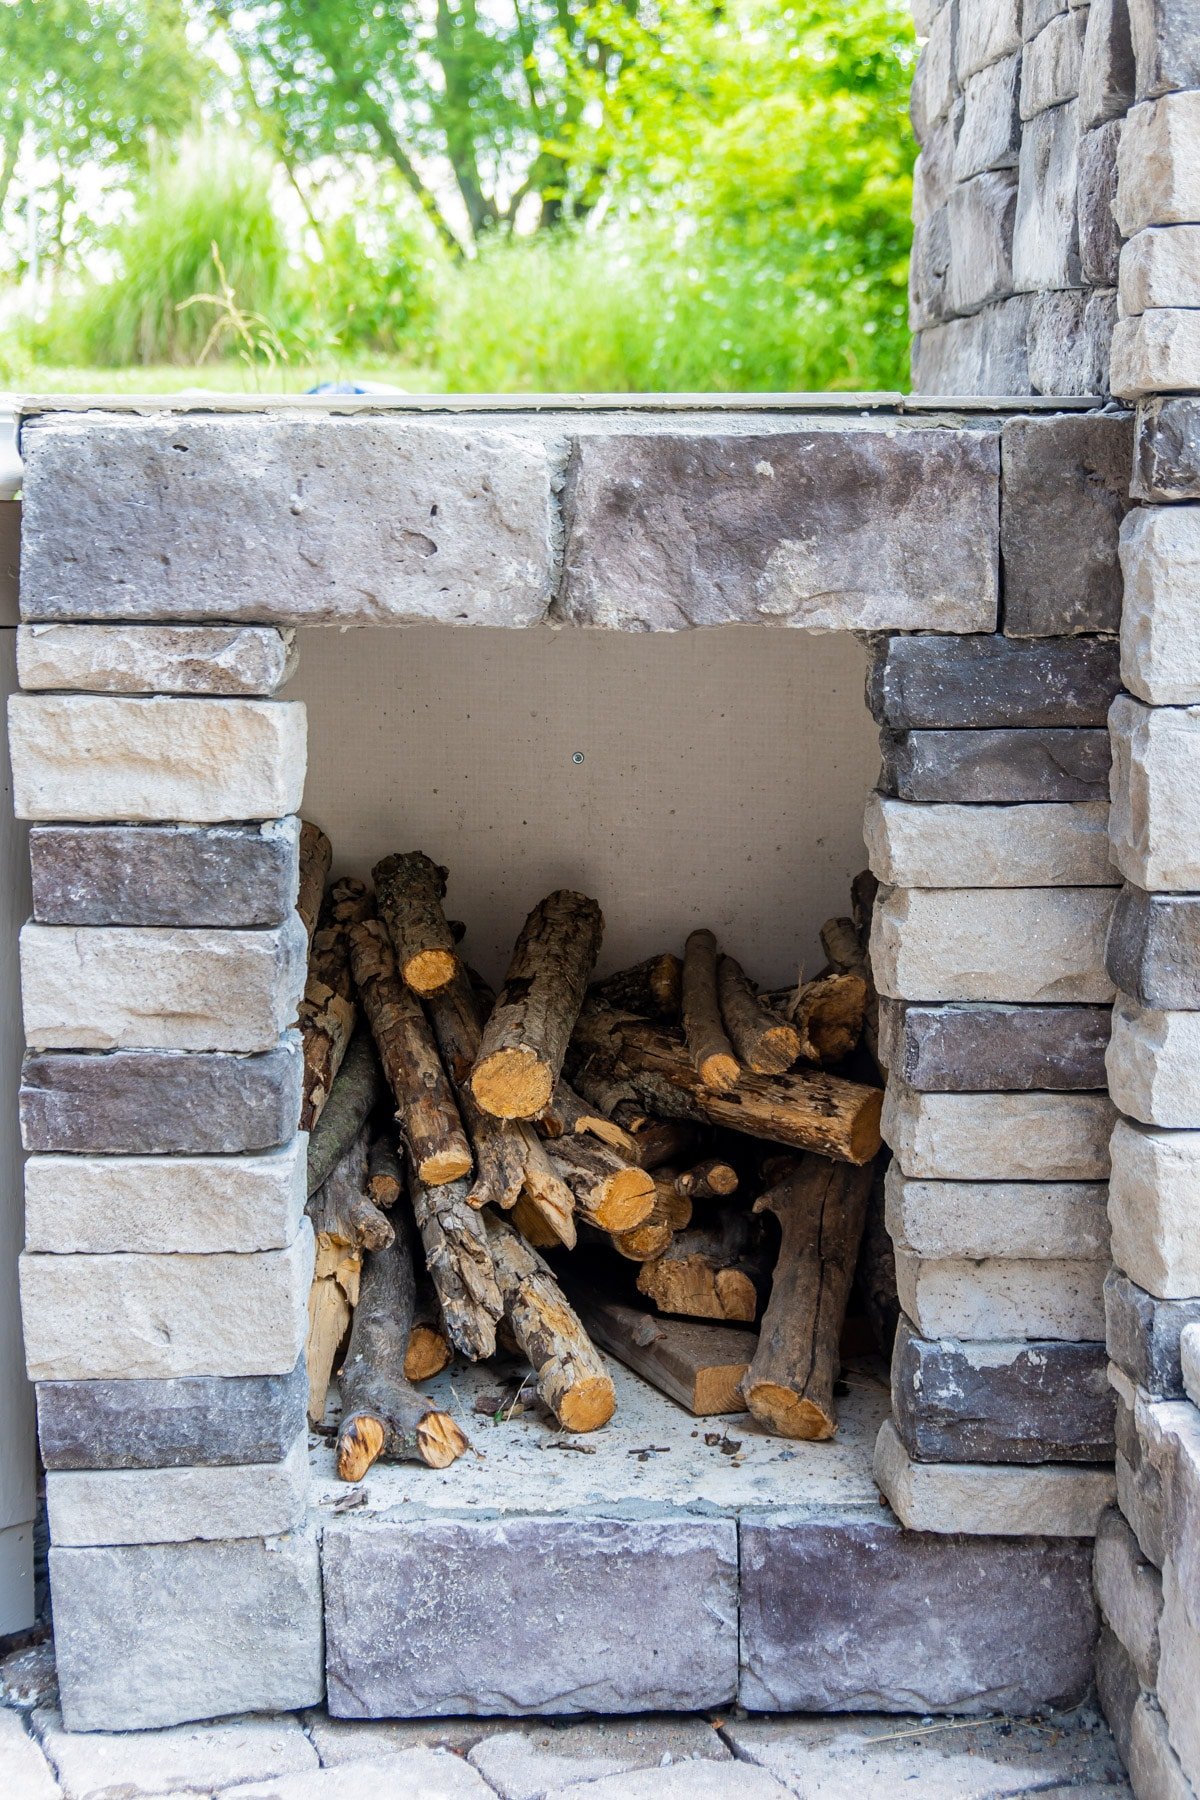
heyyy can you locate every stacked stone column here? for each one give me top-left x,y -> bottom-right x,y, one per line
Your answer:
8,626 -> 324,1731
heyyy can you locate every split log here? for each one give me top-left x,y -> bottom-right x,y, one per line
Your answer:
539,1079 -> 638,1157
336,1215 -> 468,1479
547,1133 -> 655,1234
511,1191 -> 561,1251
308,1133 -> 394,1257
717,954 -> 801,1075
514,1126 -> 577,1248
573,1295 -> 754,1416
424,965 -> 529,1211
471,889 -> 604,1119
408,1164 -> 503,1362
298,879 -> 376,1134
572,1006 -> 883,1166
486,1213 -> 616,1432
296,821 -> 332,947
306,1029 -> 381,1198
741,1154 -> 873,1441
592,953 -> 683,1020
305,1125 -> 389,1426
636,1210 -> 771,1323
682,929 -> 740,1091
790,972 -> 868,1067
373,851 -> 459,996
404,1276 -> 453,1382
367,1134 -> 404,1210
350,919 -> 473,1186
675,1159 -> 739,1201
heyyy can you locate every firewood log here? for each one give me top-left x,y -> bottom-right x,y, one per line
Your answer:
305,1125 -> 389,1426
296,821 -> 332,947
568,1060 -> 651,1133
424,964 -> 531,1211
741,1154 -> 873,1440
367,1133 -> 403,1210
297,879 -> 375,1135
306,1028 -> 381,1197
471,890 -> 604,1119
336,1214 -> 469,1479
539,1079 -> 638,1157
572,1295 -> 754,1416
547,1133 -> 655,1234
514,1127 -> 577,1247
350,919 -> 473,1186
717,954 -> 801,1075
572,1006 -> 883,1166
408,1162 -> 503,1361
790,972 -> 868,1066
675,1159 -> 739,1201
819,903 -> 879,1064
607,1175 -> 692,1261
627,1117 -> 704,1171
485,1213 -> 616,1432
511,1191 -> 561,1250
592,953 -> 683,1020
373,850 -> 459,997
404,1275 -> 453,1382
682,929 -> 740,1091
308,1127 -> 394,1256
821,916 -> 867,976
636,1210 -> 771,1323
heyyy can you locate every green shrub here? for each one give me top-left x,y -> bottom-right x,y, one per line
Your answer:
298,206 -> 437,355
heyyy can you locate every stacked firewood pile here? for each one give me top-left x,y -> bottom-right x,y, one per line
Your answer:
295,824 -> 888,1483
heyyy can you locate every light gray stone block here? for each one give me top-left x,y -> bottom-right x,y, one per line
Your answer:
18,415 -> 559,627
322,1516 -> 738,1716
877,997 -> 1112,1091
1120,505 -> 1200,704
910,294 -> 1033,395
1013,100 -> 1083,289
1000,412 -> 1132,634
1093,1505 -> 1163,1685
959,0 -> 1022,80
1149,1392 -> 1200,1602
1021,7 -> 1087,114
535,1768 -> 785,1800
915,103 -> 963,219
1078,120 -> 1124,287
946,171 -> 1019,312
50,1528 -> 324,1731
1025,0 -> 1069,36
8,695 -> 306,824
1112,309 -> 1200,399
873,1419 -> 1115,1534
1110,693 -> 1200,890
1028,287 -> 1118,395
909,207 -> 952,329
1115,93 -> 1200,235
31,1707 -> 318,1800
16,623 -> 298,695
882,1080 -> 1116,1179
20,1226 -> 314,1381
1109,1118 -> 1200,1298
29,820 -> 301,928
45,1431 -> 308,1546
19,917 -> 307,1054
1158,1562 -> 1200,1786
1106,997 -> 1200,1127
1120,225 -> 1200,313
863,796 -> 1115,888
893,1247 -> 1108,1338
912,2 -> 959,139
954,53 -> 1023,178
1130,0 -> 1200,99
1095,1625 -> 1139,1769
1106,1268 -> 1200,1398
1128,1693 -> 1197,1800
870,885 -> 1115,1003
24,1139 -> 307,1255
1079,0 -> 1136,127
884,1164 -> 1110,1259
1183,1323 -> 1200,1407
1134,395 -> 1200,501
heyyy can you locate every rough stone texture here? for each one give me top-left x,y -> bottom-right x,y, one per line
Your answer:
1021,8 -> 1087,115
1153,1394 -> 1200,1597
874,1418 -> 1116,1534
1106,1267 -> 1200,1398
1107,885 -> 1200,1008
738,1514 -> 1097,1713
910,294 -> 1034,395
467,1721 -> 732,1798
882,1080 -> 1116,1179
893,1247 -> 1108,1338
911,2 -> 959,139
322,1516 -> 738,1716
870,885 -> 1115,1003
1119,505 -> 1200,705
1079,0 -> 1137,127
555,429 -> 1000,633
19,917 -> 307,1054
36,1355 -> 309,1471
878,727 -> 1111,801
19,1035 -> 303,1155
1107,996 -> 1200,1127
1115,92 -> 1200,235
945,172 -> 1019,314
29,820 -> 301,929
0,1711 -> 57,1800
1013,100 -> 1083,289
50,1528 -> 324,1731
1110,694 -> 1200,891
220,1760 -> 497,1800
1025,0 -> 1070,32
1078,120 -> 1125,286
862,796 -> 1115,889
1129,1692 -> 1198,1800
19,1227 -> 314,1381
1134,395 -> 1200,500
908,208 -> 952,330
1158,1562 -> 1200,1787
1094,1505 -> 1163,1685
885,1165 -> 1110,1258
1130,0 -> 1200,98
891,1317 -> 1115,1463
954,53 -> 1023,180
32,1708 -> 318,1799
959,0 -> 1023,82
1027,286 -> 1119,396
915,101 -> 963,220
24,1139 -> 307,1255
45,1431 -> 308,1546
1000,413 -> 1133,636
877,997 -> 1112,1090
1108,1118 -> 1200,1298
19,415 -> 559,627
1184,1323 -> 1200,1407
523,1769 -> 783,1800
1112,309 -> 1200,399
8,695 -> 306,824
16,623 -> 298,695
1120,225 -> 1200,313
866,632 -> 1121,728
1095,1625 -> 1140,1769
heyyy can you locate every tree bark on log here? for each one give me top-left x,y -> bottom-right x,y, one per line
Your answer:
296,821 -> 332,948
608,1176 -> 692,1261
424,965 -> 529,1211
790,972 -> 868,1067
408,1163 -> 503,1361
305,1125 -> 389,1426
547,1133 -> 655,1233
298,880 -> 375,1136
306,1028 -> 382,1198
636,1210 -> 771,1323
373,851 -> 459,996
471,890 -> 604,1119
514,1126 -> 577,1248
675,1159 -> 739,1201
350,920 -> 473,1185
367,1133 -> 404,1210
741,1154 -> 873,1441
592,953 -> 683,1020
682,929 -> 740,1091
404,1274 -> 453,1382
539,1079 -> 638,1157
717,954 -> 801,1075
572,1295 -> 754,1416
486,1213 -> 616,1432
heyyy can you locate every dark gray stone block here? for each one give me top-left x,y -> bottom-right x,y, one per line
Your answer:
911,295 -> 1034,397
738,1517 -> 1098,1713
1106,885 -> 1200,1009
1106,1269 -> 1200,1398
879,728 -> 1111,802
1000,414 -> 1134,636
891,1317 -> 1115,1463
866,633 -> 1121,729
1095,1624 -> 1140,1768
555,428 -> 1000,633
1133,397 -> 1200,502
36,1355 -> 308,1471
1077,120 -> 1124,287
323,1516 -> 738,1717
29,822 -> 300,927
20,1037 -> 302,1153
880,999 -> 1112,1091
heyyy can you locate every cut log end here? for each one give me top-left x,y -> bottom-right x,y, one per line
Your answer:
417,1144 -> 475,1185
744,1381 -> 837,1441
472,1047 -> 555,1120
404,1325 -> 452,1383
847,1089 -> 885,1166
748,1022 -> 803,1076
588,1166 -> 656,1233
558,1375 -> 617,1434
417,1411 -> 470,1467
714,1268 -> 758,1321
336,1414 -> 385,1482
403,947 -> 458,996
698,1051 -> 741,1093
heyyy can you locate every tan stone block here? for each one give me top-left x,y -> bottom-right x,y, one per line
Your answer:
894,1248 -> 1108,1338
874,1419 -> 1115,1535
1112,310 -> 1200,400
17,624 -> 298,695
1115,92 -> 1200,235
885,1164 -> 1110,1259
871,885 -> 1114,1003
1109,692 -> 1200,889
1109,1119 -> 1200,1297
882,1080 -> 1116,1179
862,795 -> 1115,887
1119,505 -> 1200,704
1119,226 -> 1200,315
1106,996 -> 1200,1127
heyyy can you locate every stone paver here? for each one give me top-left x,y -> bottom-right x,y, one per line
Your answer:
0,1709 -> 58,1800
468,1720 -> 729,1799
220,1753 -> 493,1799
32,1707 -> 317,1799
550,1766 -> 786,1800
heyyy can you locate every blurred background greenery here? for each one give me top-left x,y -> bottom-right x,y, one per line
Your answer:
0,0 -> 916,393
